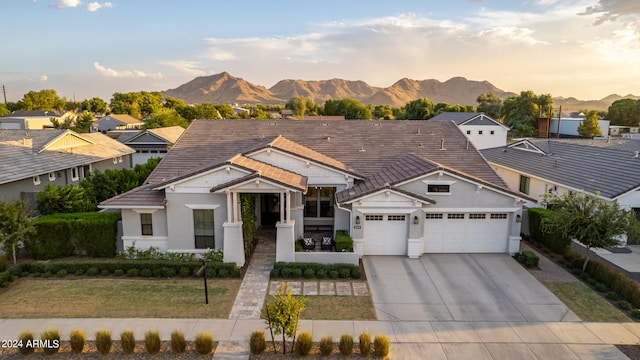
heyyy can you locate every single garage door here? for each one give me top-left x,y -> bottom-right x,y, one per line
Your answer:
364,214 -> 408,255
424,212 -> 509,253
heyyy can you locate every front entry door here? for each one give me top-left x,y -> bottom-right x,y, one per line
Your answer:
260,194 -> 280,227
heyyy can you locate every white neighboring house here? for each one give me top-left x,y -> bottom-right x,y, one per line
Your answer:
100,120 -> 531,267
91,114 -> 144,133
482,138 -> 640,245
428,112 -> 508,150
115,126 -> 185,165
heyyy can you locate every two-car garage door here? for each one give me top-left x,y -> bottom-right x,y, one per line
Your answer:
424,212 -> 509,253
363,214 -> 408,255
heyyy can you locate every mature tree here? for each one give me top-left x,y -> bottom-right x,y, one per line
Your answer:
0,104 -> 8,116
37,184 -> 95,215
434,103 -> 475,115
285,97 -> 318,117
577,110 -> 602,137
109,91 -> 162,119
73,111 -> 94,133
607,98 -> 640,126
51,117 -> 72,130
81,97 -> 108,114
144,110 -> 189,129
194,104 -> 222,120
263,283 -> 306,354
64,101 -> 81,111
163,97 -> 186,110
17,89 -> 66,110
477,92 -> 503,119
215,104 -> 235,119
0,200 -> 35,265
250,108 -> 273,119
403,98 -> 434,120
323,98 -> 371,119
543,192 -> 640,271
500,91 -> 552,136
372,105 -> 394,120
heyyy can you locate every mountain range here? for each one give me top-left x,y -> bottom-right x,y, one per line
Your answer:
161,72 -> 637,112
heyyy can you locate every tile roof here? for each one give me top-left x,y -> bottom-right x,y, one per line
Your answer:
482,139 -> 640,199
102,119 -> 510,207
0,129 -> 135,185
429,112 -> 507,128
98,114 -> 144,125
1,110 -> 63,118
222,154 -> 307,191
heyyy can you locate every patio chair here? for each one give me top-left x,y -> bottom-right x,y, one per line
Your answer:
321,232 -> 333,251
303,233 -> 315,250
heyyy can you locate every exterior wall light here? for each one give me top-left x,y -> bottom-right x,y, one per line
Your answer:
516,214 -> 522,223
413,216 -> 419,225
355,216 -> 360,225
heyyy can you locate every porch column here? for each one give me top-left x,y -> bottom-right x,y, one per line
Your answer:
233,191 -> 239,223
279,192 -> 285,223
226,191 -> 233,222
286,190 -> 291,223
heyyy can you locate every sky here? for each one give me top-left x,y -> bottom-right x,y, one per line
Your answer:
2,0 -> 640,102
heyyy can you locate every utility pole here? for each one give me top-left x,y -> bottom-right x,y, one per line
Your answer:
2,85 -> 6,104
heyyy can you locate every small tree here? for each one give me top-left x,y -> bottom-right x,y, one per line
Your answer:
543,192 -> 640,271
577,110 -> 602,138
0,200 -> 35,265
263,282 -> 306,354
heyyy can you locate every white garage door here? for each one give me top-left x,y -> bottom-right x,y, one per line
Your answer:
364,214 -> 408,255
424,213 -> 509,253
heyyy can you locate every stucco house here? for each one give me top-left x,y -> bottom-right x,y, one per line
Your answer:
428,112 -> 508,150
91,114 -> 144,133
100,120 -> 531,267
0,129 -> 135,208
114,126 -> 185,165
0,110 -> 73,130
482,138 -> 640,243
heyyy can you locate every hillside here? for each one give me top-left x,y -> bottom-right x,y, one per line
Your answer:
161,72 -> 636,110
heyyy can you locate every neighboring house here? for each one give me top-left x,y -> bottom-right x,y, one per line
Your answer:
101,120 -> 531,267
0,129 -> 135,208
428,112 -> 508,150
547,117 -> 610,138
91,114 -> 144,133
115,126 -> 185,165
482,138 -> 640,244
0,110 -> 69,130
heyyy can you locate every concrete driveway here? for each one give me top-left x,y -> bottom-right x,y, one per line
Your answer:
364,254 -> 579,322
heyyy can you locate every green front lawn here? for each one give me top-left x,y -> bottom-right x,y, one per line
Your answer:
543,281 -> 631,322
0,278 -> 241,318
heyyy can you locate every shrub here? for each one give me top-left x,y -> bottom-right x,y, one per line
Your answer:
294,331 -> 313,356
113,269 -> 125,277
270,268 -> 280,278
145,330 -> 161,355
579,271 -> 590,281
595,283 -> 609,292
195,331 -> 214,355
618,300 -> 633,310
140,268 -> 153,278
70,329 -> 85,354
338,268 -> 351,279
164,268 -> 177,277
171,330 -> 187,354
56,269 -> 68,277
587,277 -> 598,286
339,334 -> 354,356
126,268 -> 139,277
373,334 -> 390,358
528,208 -> 571,254
632,309 -> 640,319
517,250 -> 539,268
100,269 -> 110,276
351,267 -> 362,279
319,336 -> 333,357
249,330 -> 266,355
179,267 -> 191,278
359,332 -> 371,357
44,271 -> 53,278
41,328 -> 61,355
290,268 -> 302,278
87,267 -> 99,276
317,269 -> 327,279
217,268 -> 230,278
120,330 -> 136,354
335,231 -> 354,252
329,270 -> 339,279
95,329 -> 112,355
607,291 -> 619,301
303,268 -> 315,279
18,330 -> 35,355
75,268 -> 85,276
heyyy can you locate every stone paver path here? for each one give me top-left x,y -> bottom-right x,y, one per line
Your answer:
269,280 -> 369,296
228,234 -> 275,320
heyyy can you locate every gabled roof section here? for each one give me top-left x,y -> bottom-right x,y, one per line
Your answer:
483,139 -> 640,199
122,126 -> 185,145
37,130 -> 95,153
98,114 -> 144,125
246,135 -> 362,178
507,139 -> 547,155
430,112 -> 508,129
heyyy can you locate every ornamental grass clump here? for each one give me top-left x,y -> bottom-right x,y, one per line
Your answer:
18,330 -> 35,355
339,334 -> 354,356
69,329 -> 85,354
41,328 -> 61,355
249,330 -> 267,355
373,334 -> 390,358
95,329 -> 112,355
171,330 -> 187,354
120,330 -> 136,354
319,336 -> 333,357
145,330 -> 161,355
195,331 -> 214,354
293,331 -> 312,356
359,331 -> 371,357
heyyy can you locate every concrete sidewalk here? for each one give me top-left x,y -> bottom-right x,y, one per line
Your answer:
1,318 -> 639,359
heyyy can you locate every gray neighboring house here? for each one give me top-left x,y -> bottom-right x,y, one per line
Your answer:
0,110 -> 68,130
115,126 -> 185,165
91,114 -> 144,133
0,129 -> 135,208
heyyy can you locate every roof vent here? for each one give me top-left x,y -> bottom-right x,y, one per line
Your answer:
359,145 -> 366,152
326,136 -> 331,141
440,138 -> 446,151
466,139 -> 470,150
269,122 -> 277,126
417,127 -> 421,135
635,151 -> 639,159
321,123 -> 329,126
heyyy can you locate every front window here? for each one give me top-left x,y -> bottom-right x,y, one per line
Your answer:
71,167 -> 79,181
194,209 -> 214,249
304,187 -> 335,217
427,184 -> 450,193
140,213 -> 153,235
519,175 -> 530,194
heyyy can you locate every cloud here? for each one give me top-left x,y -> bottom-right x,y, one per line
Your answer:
582,0 -> 640,24
87,1 -> 112,12
159,60 -> 206,77
40,75 -> 48,81
473,26 -> 550,45
54,0 -> 80,9
93,62 -> 162,79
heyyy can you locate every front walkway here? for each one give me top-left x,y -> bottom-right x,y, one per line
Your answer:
228,231 -> 276,320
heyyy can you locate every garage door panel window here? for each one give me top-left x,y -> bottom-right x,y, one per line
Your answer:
490,213 -> 508,219
447,213 -> 465,219
365,215 -> 383,221
425,213 -> 443,219
388,215 -> 406,221
469,213 -> 486,219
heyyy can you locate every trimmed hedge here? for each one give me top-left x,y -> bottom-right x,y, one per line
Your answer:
527,208 -> 571,255
515,250 -> 539,268
26,212 -> 121,259
334,231 -> 354,252
271,262 -> 361,279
